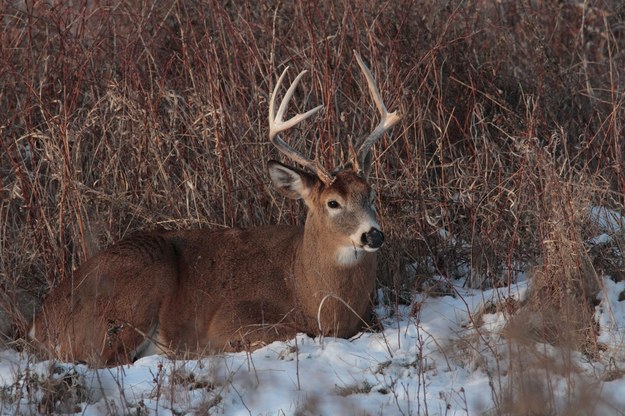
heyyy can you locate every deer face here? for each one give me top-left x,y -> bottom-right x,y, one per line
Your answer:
320,170 -> 383,253
269,162 -> 384,265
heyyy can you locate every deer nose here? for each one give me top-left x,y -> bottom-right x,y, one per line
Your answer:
361,228 -> 384,249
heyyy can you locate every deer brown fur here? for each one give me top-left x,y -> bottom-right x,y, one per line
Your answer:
29,52 -> 400,366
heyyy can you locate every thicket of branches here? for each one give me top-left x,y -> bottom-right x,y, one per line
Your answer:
1,1 -> 624,350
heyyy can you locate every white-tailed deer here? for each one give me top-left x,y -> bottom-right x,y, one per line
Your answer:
29,52 -> 400,366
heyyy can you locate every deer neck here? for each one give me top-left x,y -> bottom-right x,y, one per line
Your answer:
291,215 -> 376,330
298,215 -> 373,274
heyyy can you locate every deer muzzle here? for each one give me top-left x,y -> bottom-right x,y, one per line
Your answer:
361,228 -> 384,251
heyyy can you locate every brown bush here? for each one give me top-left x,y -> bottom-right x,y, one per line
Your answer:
1,1 -> 624,352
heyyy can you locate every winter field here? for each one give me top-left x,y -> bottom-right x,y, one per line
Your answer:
0,207 -> 624,414
1,268 -> 625,414
0,281 -> 549,415
2,1 -> 625,415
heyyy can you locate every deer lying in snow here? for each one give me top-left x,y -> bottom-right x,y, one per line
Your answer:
29,52 -> 400,366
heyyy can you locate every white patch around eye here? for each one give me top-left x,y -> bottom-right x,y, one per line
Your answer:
326,198 -> 344,215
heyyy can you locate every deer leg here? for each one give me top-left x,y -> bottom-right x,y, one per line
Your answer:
207,300 -> 298,353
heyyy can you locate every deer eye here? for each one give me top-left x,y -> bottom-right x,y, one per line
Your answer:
327,200 -> 341,209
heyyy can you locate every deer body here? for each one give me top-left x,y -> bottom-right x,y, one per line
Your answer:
30,53 -> 399,366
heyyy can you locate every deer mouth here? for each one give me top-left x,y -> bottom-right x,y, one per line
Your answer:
336,229 -> 383,265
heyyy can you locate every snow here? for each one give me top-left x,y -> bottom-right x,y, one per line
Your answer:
2,209 -> 625,415
1,279 -> 622,415
588,206 -> 625,246
590,206 -> 625,234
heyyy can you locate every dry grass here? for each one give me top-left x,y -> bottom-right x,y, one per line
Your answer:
1,0 -> 625,413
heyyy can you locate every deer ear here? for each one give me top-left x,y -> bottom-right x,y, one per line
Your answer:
268,160 -> 316,200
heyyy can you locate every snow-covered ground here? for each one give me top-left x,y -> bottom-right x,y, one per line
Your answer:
1,278 -> 624,415
1,208 -> 625,415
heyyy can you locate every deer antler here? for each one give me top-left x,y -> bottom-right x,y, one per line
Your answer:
269,67 -> 333,185
353,51 -> 401,176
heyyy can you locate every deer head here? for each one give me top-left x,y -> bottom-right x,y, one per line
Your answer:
267,52 -> 400,262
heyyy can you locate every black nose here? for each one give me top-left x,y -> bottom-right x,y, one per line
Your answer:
361,228 -> 384,249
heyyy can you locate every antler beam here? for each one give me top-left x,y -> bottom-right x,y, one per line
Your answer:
353,51 -> 401,176
269,67 -> 333,185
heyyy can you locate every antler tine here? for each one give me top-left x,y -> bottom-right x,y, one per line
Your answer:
353,51 -> 401,175
269,67 -> 333,185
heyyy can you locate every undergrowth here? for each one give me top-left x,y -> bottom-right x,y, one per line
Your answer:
1,0 -> 625,414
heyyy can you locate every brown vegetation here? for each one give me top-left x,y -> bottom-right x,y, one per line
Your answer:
1,0 -> 624,367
